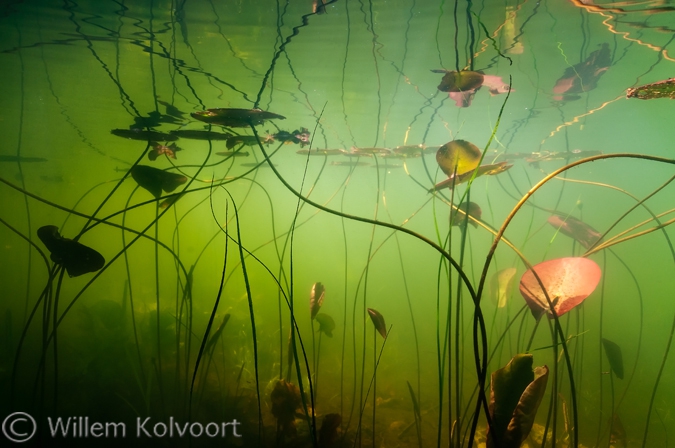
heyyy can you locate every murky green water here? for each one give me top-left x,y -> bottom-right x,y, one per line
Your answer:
1,0 -> 675,447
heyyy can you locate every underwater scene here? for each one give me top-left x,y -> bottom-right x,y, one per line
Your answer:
1,0 -> 675,447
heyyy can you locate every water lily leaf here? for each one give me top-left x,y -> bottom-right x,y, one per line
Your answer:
609,413 -> 627,448
190,108 -> 285,127
367,308 -> 387,339
602,338 -> 624,380
627,77 -> 675,100
519,257 -> 602,319
37,225 -> 105,278
548,214 -> 603,249
130,165 -> 187,199
451,201 -> 482,229
435,140 -> 482,177
310,282 -> 325,320
430,162 -> 512,192
433,70 -> 485,92
503,365 -> 549,447
490,267 -> 517,308
315,313 -> 335,337
487,354 -> 549,448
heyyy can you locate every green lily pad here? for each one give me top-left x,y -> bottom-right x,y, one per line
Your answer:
435,139 -> 483,177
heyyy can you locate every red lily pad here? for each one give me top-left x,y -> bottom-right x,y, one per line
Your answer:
519,257 -> 601,319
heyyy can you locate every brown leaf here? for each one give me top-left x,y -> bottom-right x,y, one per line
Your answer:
367,308 -> 387,339
310,282 -> 325,320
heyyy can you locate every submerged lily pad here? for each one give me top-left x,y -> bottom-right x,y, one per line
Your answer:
519,257 -> 602,319
37,225 -> 105,278
315,313 -> 335,337
490,267 -> 517,308
436,139 -> 483,177
601,338 -> 624,380
450,201 -> 482,229
548,214 -> 602,249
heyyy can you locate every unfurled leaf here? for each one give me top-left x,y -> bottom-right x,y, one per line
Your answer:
367,308 -> 387,339
310,282 -> 325,320
490,267 -> 517,308
519,257 -> 602,319
602,338 -> 624,380
435,140 -> 482,177
487,354 -> 549,448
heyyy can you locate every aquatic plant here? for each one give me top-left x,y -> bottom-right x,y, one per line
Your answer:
2,2 -> 675,448
487,354 -> 549,448
519,257 -> 602,319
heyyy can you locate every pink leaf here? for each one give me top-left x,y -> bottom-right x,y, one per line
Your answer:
519,257 -> 601,319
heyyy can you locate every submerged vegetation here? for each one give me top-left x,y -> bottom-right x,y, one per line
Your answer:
1,1 -> 675,447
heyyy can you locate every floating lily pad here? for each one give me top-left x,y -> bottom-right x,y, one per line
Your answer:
433,70 -> 484,92
627,77 -> 675,100
169,130 -> 233,140
130,165 -> 188,199
519,257 -> 602,319
190,108 -> 285,127
110,129 -> 178,142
